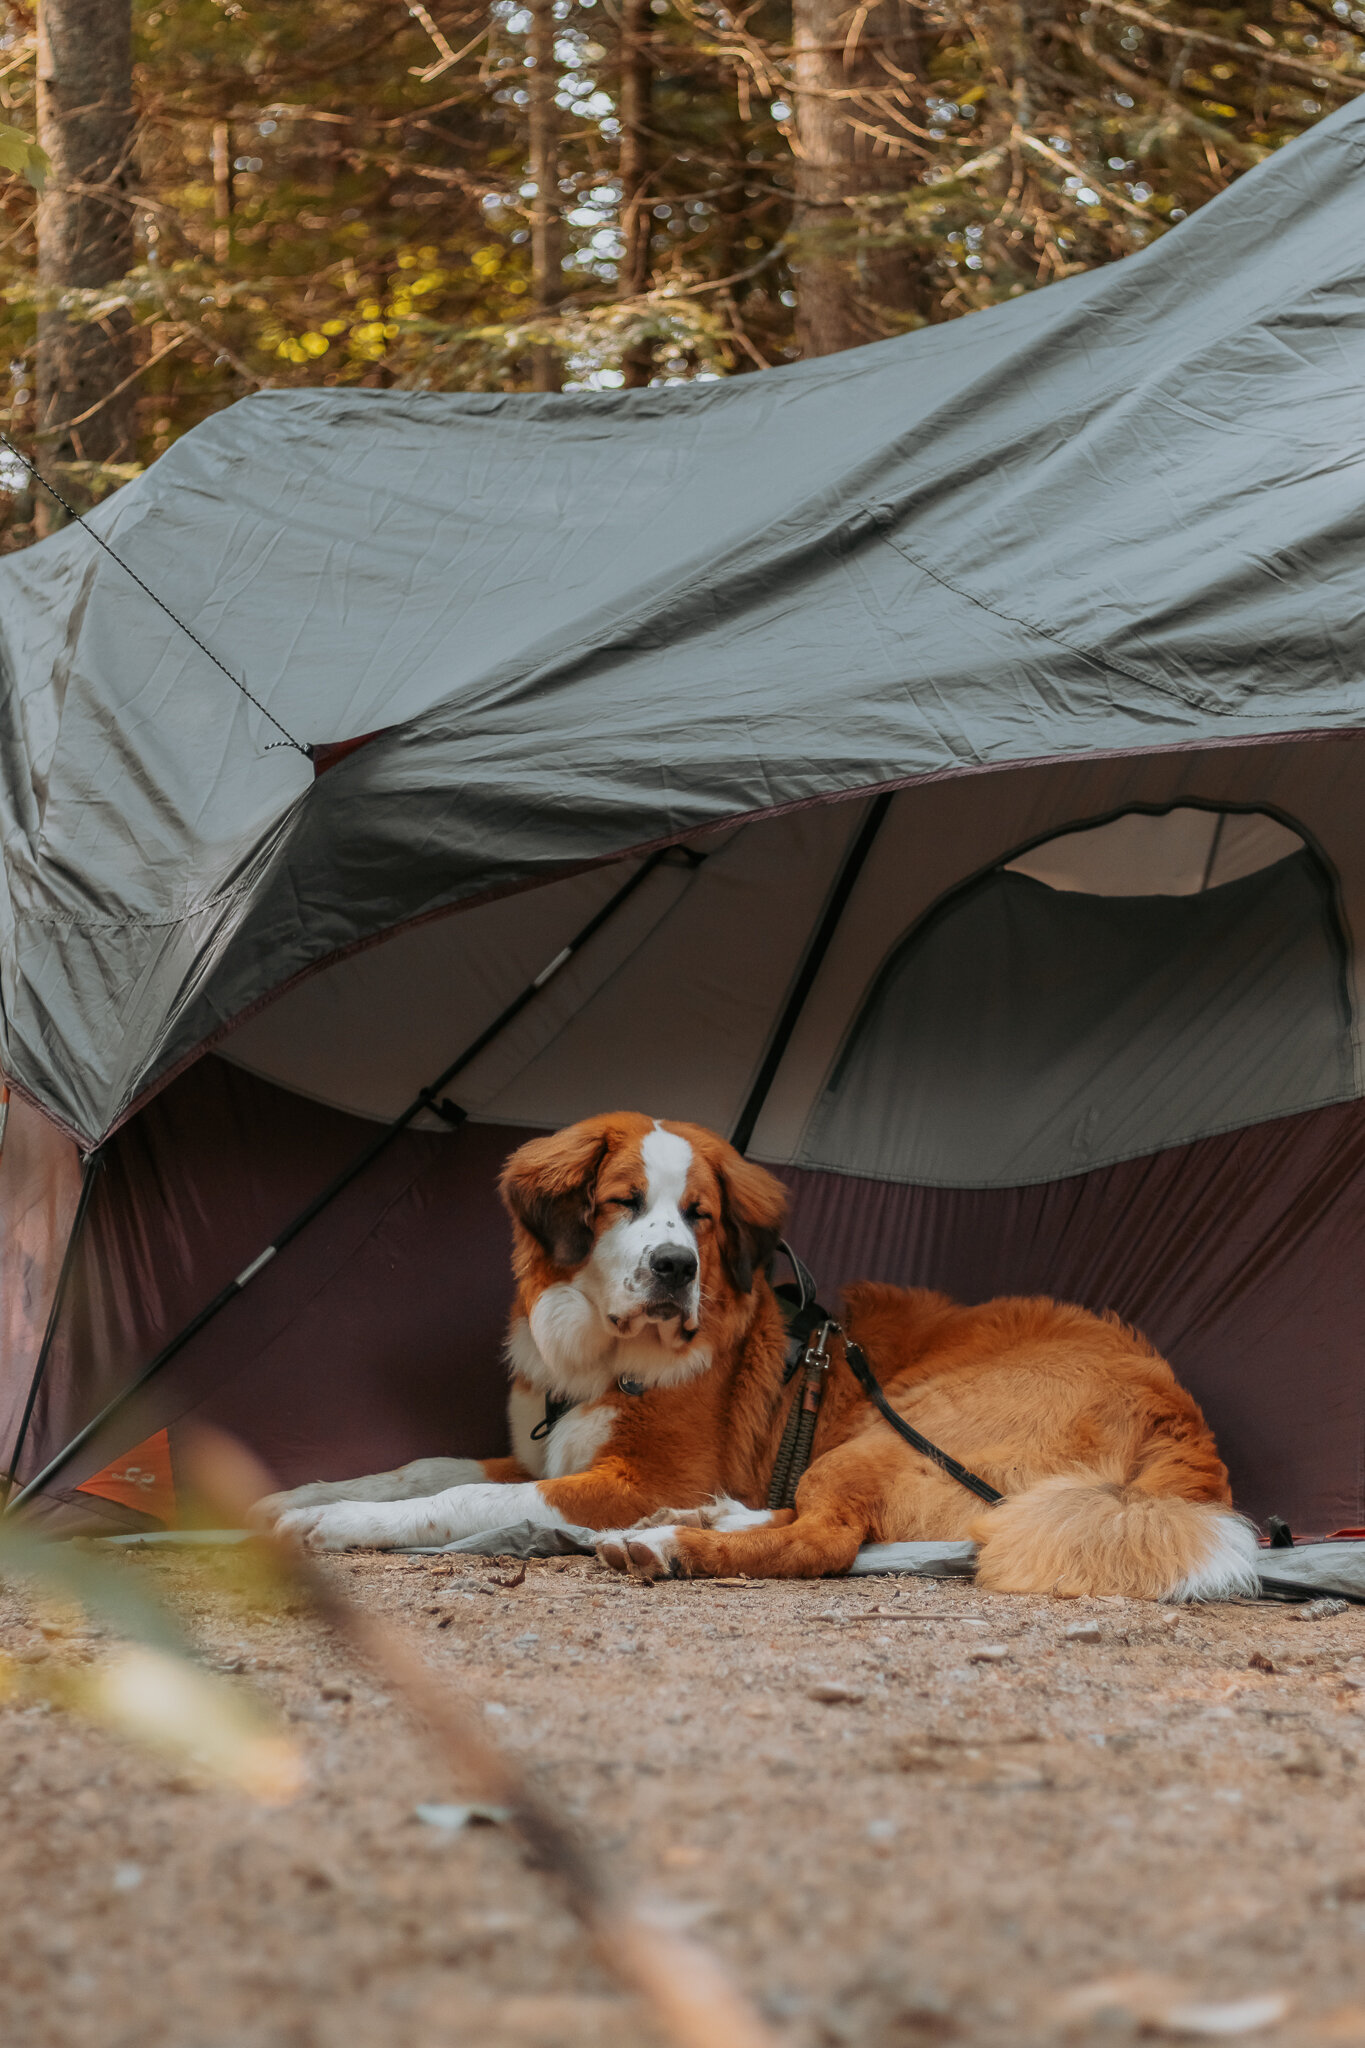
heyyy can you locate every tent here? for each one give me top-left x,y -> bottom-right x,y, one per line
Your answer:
4,99 -> 1365,1538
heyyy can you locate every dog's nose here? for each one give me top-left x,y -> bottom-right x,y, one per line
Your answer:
649,1243 -> 698,1288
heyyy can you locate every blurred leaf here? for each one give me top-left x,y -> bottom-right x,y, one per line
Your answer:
0,1524 -> 305,1802
0,125 -> 47,192
0,1524 -> 191,1656
82,1645 -> 307,1803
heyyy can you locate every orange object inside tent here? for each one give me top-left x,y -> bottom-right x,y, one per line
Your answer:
76,1429 -> 176,1523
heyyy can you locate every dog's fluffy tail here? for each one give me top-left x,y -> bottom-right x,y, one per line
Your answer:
972,1471 -> 1259,1603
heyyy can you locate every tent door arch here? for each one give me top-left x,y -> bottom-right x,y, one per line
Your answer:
794,805 -> 1354,1190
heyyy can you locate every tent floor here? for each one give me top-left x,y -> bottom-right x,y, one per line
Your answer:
4,1550 -> 1365,2046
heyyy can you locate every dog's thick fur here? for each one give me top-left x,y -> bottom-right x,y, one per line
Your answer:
258,1113 -> 1256,1601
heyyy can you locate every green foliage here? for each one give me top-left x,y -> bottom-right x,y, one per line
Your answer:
846,0 -> 1361,321
0,117 -> 45,188
0,0 -> 1353,543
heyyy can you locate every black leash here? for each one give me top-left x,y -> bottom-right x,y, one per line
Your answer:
529,1372 -> 649,1443
529,1393 -> 574,1443
839,1331 -> 1003,1506
769,1246 -> 1003,1511
767,1318 -> 832,1510
767,1242 -> 830,1509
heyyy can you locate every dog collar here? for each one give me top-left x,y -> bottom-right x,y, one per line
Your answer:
530,1374 -> 646,1443
529,1391 -> 575,1442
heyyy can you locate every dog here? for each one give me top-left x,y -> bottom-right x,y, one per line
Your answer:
257,1111 -> 1258,1601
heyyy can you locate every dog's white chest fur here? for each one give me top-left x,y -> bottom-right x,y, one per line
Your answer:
544,1404 -> 616,1479
508,1375 -> 616,1480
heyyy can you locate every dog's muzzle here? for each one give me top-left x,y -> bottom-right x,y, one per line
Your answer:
643,1241 -> 700,1330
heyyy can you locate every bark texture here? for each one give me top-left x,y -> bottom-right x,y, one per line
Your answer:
617,0 -> 653,387
791,0 -> 927,357
35,0 -> 137,469
527,0 -> 563,392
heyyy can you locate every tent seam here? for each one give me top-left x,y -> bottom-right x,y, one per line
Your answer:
881,529 -> 1206,704
15,879 -> 261,933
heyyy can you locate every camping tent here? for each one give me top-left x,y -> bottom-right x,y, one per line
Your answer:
4,99 -> 1365,1537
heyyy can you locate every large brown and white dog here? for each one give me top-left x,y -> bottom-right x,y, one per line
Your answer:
258,1112 -> 1258,1601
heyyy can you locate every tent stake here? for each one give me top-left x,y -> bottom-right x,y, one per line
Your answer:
5,846 -> 696,1517
730,791 -> 892,1155
2,1145 -> 104,1506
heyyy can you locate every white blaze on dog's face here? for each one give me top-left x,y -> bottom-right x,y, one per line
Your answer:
576,1124 -> 702,1344
499,1112 -> 787,1396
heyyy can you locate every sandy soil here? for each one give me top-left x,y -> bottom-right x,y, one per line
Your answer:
4,1547 -> 1365,2048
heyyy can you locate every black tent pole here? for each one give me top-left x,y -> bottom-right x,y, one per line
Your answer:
5,846 -> 695,1517
2,1145 -> 105,1507
730,791 -> 892,1155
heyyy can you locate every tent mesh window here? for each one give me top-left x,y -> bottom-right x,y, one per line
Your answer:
798,807 -> 1354,1189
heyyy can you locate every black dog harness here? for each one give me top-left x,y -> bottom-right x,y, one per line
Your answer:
527,1242 -> 1002,1514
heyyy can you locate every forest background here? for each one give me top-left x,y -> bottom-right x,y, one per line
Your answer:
0,0 -> 1359,548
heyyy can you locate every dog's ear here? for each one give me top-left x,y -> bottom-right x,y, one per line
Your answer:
499,1124 -> 611,1268
715,1149 -> 787,1296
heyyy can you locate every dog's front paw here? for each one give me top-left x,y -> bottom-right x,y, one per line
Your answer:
596,1525 -> 682,1582
273,1503 -> 402,1552
248,1484 -> 335,1530
631,1497 -> 773,1533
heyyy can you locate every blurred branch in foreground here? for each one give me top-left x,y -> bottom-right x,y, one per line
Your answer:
184,1426 -> 781,2048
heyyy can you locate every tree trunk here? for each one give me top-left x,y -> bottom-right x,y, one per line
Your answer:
35,0 -> 137,483
791,0 -> 926,358
617,0 -> 653,387
527,0 -> 563,393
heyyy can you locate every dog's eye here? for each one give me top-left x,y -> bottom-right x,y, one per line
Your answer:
604,1194 -> 641,1213
683,1202 -> 711,1225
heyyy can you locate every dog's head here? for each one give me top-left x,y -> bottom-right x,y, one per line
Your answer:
499,1113 -> 787,1393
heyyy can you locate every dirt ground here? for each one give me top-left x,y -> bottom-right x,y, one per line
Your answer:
4,1547 -> 1365,2048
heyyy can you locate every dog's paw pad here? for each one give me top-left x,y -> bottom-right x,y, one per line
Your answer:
626,1528 -> 681,1580
596,1536 -> 632,1573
